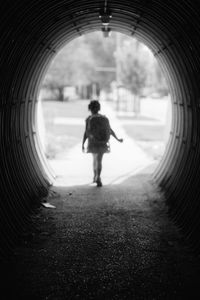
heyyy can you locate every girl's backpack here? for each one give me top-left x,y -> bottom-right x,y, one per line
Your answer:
87,114 -> 110,142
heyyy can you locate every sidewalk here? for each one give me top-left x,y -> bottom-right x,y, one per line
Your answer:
49,101 -> 156,186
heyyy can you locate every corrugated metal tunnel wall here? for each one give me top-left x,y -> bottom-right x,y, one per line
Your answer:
1,0 -> 200,258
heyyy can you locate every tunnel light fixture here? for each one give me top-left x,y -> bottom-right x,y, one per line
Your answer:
99,9 -> 112,26
99,0 -> 112,26
101,26 -> 111,38
99,0 -> 112,37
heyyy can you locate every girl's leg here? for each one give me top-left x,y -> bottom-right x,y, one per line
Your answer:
96,153 -> 104,186
92,154 -> 98,182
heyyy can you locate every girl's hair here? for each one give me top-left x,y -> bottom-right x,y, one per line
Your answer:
88,100 -> 101,113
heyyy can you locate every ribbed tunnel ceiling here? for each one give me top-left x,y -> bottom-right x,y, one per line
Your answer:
1,0 -> 200,257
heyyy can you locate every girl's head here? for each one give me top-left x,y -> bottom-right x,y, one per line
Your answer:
88,100 -> 100,114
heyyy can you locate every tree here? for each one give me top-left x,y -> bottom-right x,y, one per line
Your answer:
43,37 -> 95,100
85,32 -> 117,90
42,31 -> 120,98
116,38 -> 152,96
42,32 -> 168,102
152,62 -> 168,96
114,36 -> 164,114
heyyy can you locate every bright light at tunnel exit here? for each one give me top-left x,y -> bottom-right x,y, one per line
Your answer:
37,32 -> 172,186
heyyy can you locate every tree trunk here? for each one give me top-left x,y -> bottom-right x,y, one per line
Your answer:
58,87 -> 64,101
133,94 -> 141,118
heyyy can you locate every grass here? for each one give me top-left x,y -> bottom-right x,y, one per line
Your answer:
40,99 -> 168,160
123,124 -> 165,141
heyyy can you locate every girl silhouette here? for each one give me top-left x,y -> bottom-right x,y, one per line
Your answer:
82,100 -> 123,187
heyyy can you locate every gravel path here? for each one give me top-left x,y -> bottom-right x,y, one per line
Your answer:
4,172 -> 200,300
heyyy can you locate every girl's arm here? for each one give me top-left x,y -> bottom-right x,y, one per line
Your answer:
82,118 -> 89,151
110,128 -> 123,142
82,131 -> 87,151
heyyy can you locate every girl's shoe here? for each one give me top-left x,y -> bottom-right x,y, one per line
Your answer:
96,178 -> 102,187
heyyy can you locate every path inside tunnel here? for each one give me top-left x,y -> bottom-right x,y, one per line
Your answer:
4,171 -> 200,300
3,100 -> 200,300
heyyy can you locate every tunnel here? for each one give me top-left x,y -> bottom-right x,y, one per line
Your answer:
1,0 -> 200,258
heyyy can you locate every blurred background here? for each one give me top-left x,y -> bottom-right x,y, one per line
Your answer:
37,32 -> 171,185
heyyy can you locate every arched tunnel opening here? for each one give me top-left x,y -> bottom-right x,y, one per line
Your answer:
1,0 -> 200,266
38,31 -> 171,186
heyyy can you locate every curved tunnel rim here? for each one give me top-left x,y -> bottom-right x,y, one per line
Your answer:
1,0 -> 200,255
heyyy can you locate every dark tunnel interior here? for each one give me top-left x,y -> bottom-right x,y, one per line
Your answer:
1,0 -> 200,258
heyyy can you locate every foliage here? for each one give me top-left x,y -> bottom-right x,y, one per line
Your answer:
43,37 -> 95,100
84,32 -> 116,90
42,31 -> 168,100
115,38 -> 152,96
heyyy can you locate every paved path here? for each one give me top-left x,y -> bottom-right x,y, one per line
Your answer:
6,171 -> 200,300
49,101 -> 156,187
